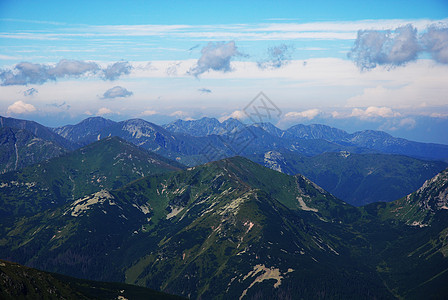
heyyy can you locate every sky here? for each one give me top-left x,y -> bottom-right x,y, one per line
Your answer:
1,0 -> 448,144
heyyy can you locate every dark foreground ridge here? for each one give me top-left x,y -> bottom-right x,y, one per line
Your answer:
0,259 -> 185,300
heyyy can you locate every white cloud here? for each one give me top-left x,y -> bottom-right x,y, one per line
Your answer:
349,24 -> 421,70
422,24 -> 448,64
140,110 -> 158,116
5,18 -> 446,42
188,41 -> 241,77
0,59 -> 134,86
430,112 -> 448,118
350,106 -> 400,119
97,107 -> 113,115
7,100 -> 36,114
284,109 -> 320,120
103,61 -> 132,80
102,86 -> 133,99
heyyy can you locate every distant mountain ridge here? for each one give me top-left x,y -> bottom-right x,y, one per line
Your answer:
165,117 -> 448,161
52,116 -> 116,147
1,116 -> 75,150
3,115 -> 448,206
0,127 -> 66,174
50,116 -> 448,162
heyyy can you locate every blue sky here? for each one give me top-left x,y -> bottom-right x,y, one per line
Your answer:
1,0 -> 448,143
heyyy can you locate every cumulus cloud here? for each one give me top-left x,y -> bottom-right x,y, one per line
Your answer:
0,60 -> 98,85
49,59 -> 99,77
97,107 -> 113,115
23,87 -> 38,96
103,61 -> 133,80
0,62 -> 51,85
349,24 -> 421,70
0,59 -> 134,85
7,100 -> 36,115
258,44 -> 294,69
188,41 -> 241,77
350,106 -> 400,119
284,109 -> 320,120
198,88 -> 212,94
421,24 -> 448,64
102,86 -> 133,99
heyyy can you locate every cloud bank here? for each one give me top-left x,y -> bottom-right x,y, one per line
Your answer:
0,60 -> 133,85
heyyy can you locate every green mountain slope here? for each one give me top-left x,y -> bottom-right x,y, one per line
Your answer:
2,157 -> 448,299
253,150 -> 448,206
0,259 -> 185,300
361,168 -> 448,298
0,136 -> 183,218
0,157 -> 392,299
367,168 -> 448,225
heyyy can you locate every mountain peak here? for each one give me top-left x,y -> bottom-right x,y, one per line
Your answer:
374,168 -> 448,226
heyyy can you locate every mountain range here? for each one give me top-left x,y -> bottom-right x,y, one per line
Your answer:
3,115 -> 447,206
1,115 -> 448,298
0,153 -> 447,298
50,116 -> 448,163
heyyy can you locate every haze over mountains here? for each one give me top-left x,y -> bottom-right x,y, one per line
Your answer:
1,115 -> 448,299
